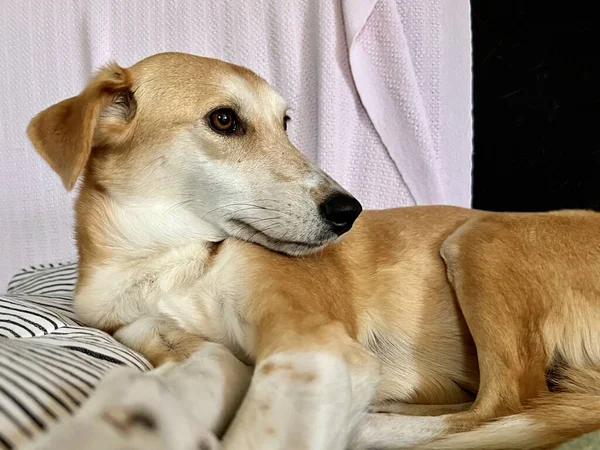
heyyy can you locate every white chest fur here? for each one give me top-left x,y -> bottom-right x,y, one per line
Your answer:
156,242 -> 257,361
76,240 -> 256,361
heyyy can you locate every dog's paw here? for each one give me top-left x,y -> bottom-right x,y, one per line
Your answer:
98,405 -> 222,450
74,367 -> 222,450
23,411 -> 221,450
24,346 -> 249,450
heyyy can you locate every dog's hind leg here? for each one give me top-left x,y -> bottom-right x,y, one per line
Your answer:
439,219 -> 551,423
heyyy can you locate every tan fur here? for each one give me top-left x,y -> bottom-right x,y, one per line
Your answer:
27,63 -> 136,190
27,52 -> 600,449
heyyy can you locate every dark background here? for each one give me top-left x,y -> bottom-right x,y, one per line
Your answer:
470,1 -> 600,212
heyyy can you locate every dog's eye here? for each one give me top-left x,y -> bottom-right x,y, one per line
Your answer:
208,108 -> 238,134
283,115 -> 291,131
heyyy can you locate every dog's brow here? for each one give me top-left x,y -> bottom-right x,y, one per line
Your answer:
205,99 -> 242,113
219,74 -> 288,119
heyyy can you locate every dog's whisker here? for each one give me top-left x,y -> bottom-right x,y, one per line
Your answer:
247,227 -> 262,242
163,198 -> 196,215
244,221 -> 281,242
236,216 -> 283,224
139,155 -> 166,173
226,206 -> 283,218
255,222 -> 281,238
278,229 -> 291,243
201,202 -> 280,221
201,204 -> 259,221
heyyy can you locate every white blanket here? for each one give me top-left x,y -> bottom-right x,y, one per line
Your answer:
0,0 -> 472,287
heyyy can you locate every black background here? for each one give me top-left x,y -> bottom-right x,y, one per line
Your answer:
471,1 -> 600,212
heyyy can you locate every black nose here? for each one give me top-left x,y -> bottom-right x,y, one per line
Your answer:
319,193 -> 363,235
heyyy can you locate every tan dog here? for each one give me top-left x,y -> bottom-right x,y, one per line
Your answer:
27,52 -> 600,449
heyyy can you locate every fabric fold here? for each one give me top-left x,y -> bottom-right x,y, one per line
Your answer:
342,0 -> 473,206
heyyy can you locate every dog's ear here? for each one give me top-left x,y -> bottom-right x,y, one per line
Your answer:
27,63 -> 137,191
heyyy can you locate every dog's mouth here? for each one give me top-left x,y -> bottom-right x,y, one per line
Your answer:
230,219 -> 331,254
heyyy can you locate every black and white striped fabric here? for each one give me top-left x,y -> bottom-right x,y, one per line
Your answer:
0,263 -> 151,449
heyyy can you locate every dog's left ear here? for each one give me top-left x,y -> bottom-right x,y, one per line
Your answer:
27,63 -> 137,191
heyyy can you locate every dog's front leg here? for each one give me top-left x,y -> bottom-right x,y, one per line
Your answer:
222,314 -> 381,450
149,341 -> 253,437
22,340 -> 252,450
114,317 -> 253,436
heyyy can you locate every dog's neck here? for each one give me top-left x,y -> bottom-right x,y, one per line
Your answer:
74,186 -> 230,330
79,188 -> 227,261
115,201 -> 221,257
74,182 -> 232,296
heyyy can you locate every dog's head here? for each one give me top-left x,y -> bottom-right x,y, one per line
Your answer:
27,52 -> 362,255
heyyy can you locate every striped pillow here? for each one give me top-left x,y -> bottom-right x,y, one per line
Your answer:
0,263 -> 151,450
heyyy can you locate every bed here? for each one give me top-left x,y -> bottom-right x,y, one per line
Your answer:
0,263 -> 150,449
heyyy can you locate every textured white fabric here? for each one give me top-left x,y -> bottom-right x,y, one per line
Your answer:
0,0 -> 472,288
343,0 -> 473,206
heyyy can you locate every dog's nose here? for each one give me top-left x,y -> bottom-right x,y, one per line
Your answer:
319,193 -> 363,235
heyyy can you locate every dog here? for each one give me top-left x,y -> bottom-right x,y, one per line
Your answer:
26,52 -> 600,449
